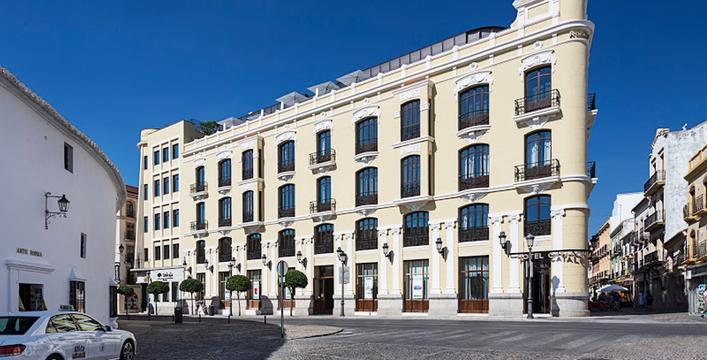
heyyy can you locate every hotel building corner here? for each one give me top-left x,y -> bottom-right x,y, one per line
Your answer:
134,0 -> 598,318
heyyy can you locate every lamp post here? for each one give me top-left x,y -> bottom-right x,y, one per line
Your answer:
525,234 -> 535,320
228,257 -> 236,321
336,247 -> 348,317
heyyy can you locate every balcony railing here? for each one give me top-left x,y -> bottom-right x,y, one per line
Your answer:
644,251 -> 661,265
401,183 -> 420,198
459,227 -> 490,242
218,218 -> 232,227
694,239 -> 707,259
278,161 -> 295,173
356,230 -> 378,251
403,228 -> 429,247
401,125 -> 420,141
124,231 -> 135,241
458,109 -> 489,130
515,89 -> 561,115
278,241 -> 295,258
645,211 -> 664,230
587,161 -> 596,178
524,219 -> 551,236
218,250 -> 232,263
692,194 -> 705,216
278,207 -> 295,219
643,170 -> 665,193
247,247 -> 261,260
190,221 -> 208,231
459,174 -> 489,190
514,159 -> 560,182
356,193 -> 378,206
309,149 -> 335,165
218,176 -> 231,187
190,182 -> 207,194
587,93 -> 597,111
242,166 -> 253,180
356,141 -> 378,154
310,199 -> 336,214
243,210 -> 254,223
314,236 -> 334,254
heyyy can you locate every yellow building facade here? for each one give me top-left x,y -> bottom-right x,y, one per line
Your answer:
685,144 -> 707,315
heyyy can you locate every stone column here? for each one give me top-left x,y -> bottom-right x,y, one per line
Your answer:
551,209 -> 566,293
391,227 -> 402,295
345,232 -> 355,298
305,237 -> 314,297
444,221 -> 457,294
508,214 -> 522,293
294,236 -> 311,316
430,222 -> 442,296
261,242 -> 269,297
378,229 -> 388,296
490,216 -> 504,294
429,220 -> 457,316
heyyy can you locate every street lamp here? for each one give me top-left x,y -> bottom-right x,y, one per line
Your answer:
435,238 -> 444,254
44,193 -> 70,229
336,247 -> 348,317
261,254 -> 270,268
382,242 -> 392,260
498,231 -> 510,255
228,257 -> 236,321
296,250 -> 303,264
525,234 -> 535,320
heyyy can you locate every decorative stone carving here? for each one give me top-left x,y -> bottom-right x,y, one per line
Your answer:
455,71 -> 493,93
275,131 -> 296,145
444,221 -> 456,230
468,62 -> 479,71
352,106 -> 380,123
399,143 -> 422,156
519,50 -> 556,76
527,116 -> 549,130
194,158 -> 206,167
551,209 -> 566,218
489,216 -> 503,225
398,88 -> 421,102
239,139 -> 256,149
456,125 -> 491,143
461,191 -> 488,203
533,41 -> 543,50
354,152 -> 378,164
216,150 -> 231,161
314,119 -> 333,134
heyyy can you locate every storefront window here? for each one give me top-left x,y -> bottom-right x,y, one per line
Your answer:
459,256 -> 489,313
18,283 -> 46,311
69,281 -> 85,313
403,260 -> 429,312
355,263 -> 378,312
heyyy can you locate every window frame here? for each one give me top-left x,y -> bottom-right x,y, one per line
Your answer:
355,117 -> 378,154
400,100 -> 421,141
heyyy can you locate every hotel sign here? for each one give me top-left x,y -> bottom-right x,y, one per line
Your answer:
16,248 -> 43,257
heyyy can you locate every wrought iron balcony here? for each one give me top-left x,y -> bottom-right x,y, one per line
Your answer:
515,89 -> 560,115
247,247 -> 261,260
356,193 -> 378,207
190,182 -> 207,195
278,207 -> 295,219
218,176 -> 231,188
314,236 -> 334,254
459,174 -> 489,191
514,159 -> 560,182
278,161 -> 295,174
643,170 -> 665,195
403,228 -> 429,247
278,240 -> 295,258
243,210 -> 254,223
524,219 -> 551,236
218,250 -> 232,263
355,141 -> 378,155
190,220 -> 208,231
242,166 -> 253,180
310,199 -> 336,214
401,125 -> 420,142
643,251 -> 661,266
645,211 -> 664,231
459,227 -> 490,242
458,109 -> 489,130
692,194 -> 706,216
587,93 -> 597,111
309,149 -> 336,165
218,218 -> 232,227
694,239 -> 707,260
355,230 -> 378,251
587,161 -> 596,178
401,183 -> 420,198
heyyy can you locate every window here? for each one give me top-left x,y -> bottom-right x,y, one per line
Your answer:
459,144 -> 489,190
126,201 -> 134,218
401,155 -> 421,198
459,204 -> 489,242
400,100 -> 420,141
109,286 -> 117,318
47,314 -> 76,333
173,209 -> 179,227
219,197 -> 232,227
278,229 -> 295,257
247,234 -> 262,260
459,256 -> 489,313
143,155 -> 148,170
73,313 -> 103,332
403,260 -> 429,311
243,191 -> 254,222
316,176 -> 332,211
154,213 -> 160,230
403,211 -> 429,247
80,233 -> 87,259
355,263 -> 378,311
523,130 -> 554,180
356,167 -> 378,206
64,143 -> 73,173
154,179 -> 160,197
143,216 -> 148,232
195,202 -> 206,229
163,244 -> 170,259
242,150 -> 254,180
278,140 -> 295,173
314,224 -> 334,254
219,237 -> 232,262
162,147 -> 169,162
196,240 -> 206,264
172,243 -> 179,259
172,143 -> 179,159
154,245 -> 161,261
173,174 -> 179,192
315,130 -> 332,162
355,117 -> 377,154
69,281 -> 85,313
143,248 -> 149,262
163,211 -> 170,228
171,282 -> 178,302
143,184 -> 148,200
218,159 -> 232,187
524,195 -> 551,236
153,150 -> 160,165
458,85 -> 489,129
195,166 -> 206,192
163,177 -> 170,195
524,65 -> 552,112
356,218 -> 378,250
278,184 -> 295,218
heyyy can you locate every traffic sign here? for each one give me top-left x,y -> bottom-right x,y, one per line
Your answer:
277,260 -> 288,277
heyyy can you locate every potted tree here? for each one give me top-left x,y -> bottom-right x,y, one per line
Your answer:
179,278 -> 204,315
146,281 -> 169,320
225,275 -> 251,320
284,269 -> 308,316
116,285 -> 135,320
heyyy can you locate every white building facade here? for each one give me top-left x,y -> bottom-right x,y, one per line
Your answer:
0,67 -> 126,325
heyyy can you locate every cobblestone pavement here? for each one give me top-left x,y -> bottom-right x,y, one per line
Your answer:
119,317 -> 707,359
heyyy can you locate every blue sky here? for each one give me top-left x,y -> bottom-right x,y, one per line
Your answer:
1,1 -> 706,234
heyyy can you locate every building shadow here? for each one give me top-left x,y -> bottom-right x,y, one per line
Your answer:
551,275 -> 560,317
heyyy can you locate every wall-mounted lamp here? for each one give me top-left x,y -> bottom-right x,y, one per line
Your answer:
382,242 -> 392,260
336,247 -> 348,265
435,238 -> 444,254
45,192 -> 70,229
499,230 -> 510,256
262,254 -> 271,268
296,250 -> 303,264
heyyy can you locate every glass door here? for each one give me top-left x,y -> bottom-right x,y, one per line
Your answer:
356,263 -> 378,312
403,259 -> 429,312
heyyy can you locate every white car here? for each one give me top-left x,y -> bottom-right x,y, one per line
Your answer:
0,310 -> 136,359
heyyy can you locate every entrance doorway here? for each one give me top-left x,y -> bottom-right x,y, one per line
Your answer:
18,283 -> 45,311
523,254 -> 551,314
403,259 -> 429,312
355,263 -> 378,312
313,265 -> 334,315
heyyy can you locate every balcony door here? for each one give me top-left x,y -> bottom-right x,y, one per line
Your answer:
313,265 -> 334,315
525,130 -> 552,179
195,166 -> 205,189
355,263 -> 378,312
525,66 -> 552,112
317,176 -> 331,211
403,260 -> 429,312
316,130 -> 331,161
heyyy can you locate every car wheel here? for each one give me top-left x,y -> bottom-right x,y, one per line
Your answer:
120,341 -> 135,360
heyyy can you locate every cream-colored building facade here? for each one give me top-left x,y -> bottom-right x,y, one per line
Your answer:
589,221 -> 610,292
684,144 -> 707,315
136,0 -> 597,317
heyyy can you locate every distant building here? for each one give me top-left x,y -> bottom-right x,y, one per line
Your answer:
115,185 -> 139,313
0,67 -> 125,325
589,220 -> 611,293
684,144 -> 707,315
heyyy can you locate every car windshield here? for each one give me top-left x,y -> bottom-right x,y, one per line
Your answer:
0,317 -> 39,335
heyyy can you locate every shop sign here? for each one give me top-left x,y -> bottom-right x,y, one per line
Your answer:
252,281 -> 260,300
16,248 -> 43,257
364,276 -> 374,299
412,275 -> 424,300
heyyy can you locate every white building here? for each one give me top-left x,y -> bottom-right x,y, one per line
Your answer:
0,67 -> 125,325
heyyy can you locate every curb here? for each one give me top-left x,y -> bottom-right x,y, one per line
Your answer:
287,328 -> 344,340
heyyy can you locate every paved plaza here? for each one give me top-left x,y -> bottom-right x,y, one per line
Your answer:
118,315 -> 707,360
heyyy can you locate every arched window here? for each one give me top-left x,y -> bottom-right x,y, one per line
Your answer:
126,201 -> 135,218
243,191 -> 254,223
218,159 -> 232,187
246,233 -> 261,260
242,150 -> 254,180
356,218 -> 378,250
459,144 -> 489,190
218,197 -> 232,227
524,195 -> 551,236
458,85 -> 489,130
356,167 -> 378,206
278,140 -> 295,173
218,237 -> 232,262
522,130 -> 554,180
459,204 -> 489,242
278,229 -> 295,257
195,202 -> 206,230
314,224 -> 334,254
401,100 -> 420,141
195,166 -> 206,192
315,130 -> 332,162
356,117 -> 378,154
196,240 -> 206,264
401,155 -> 421,198
524,65 -> 552,112
278,184 -> 295,218
316,176 -> 332,212
403,211 -> 429,247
